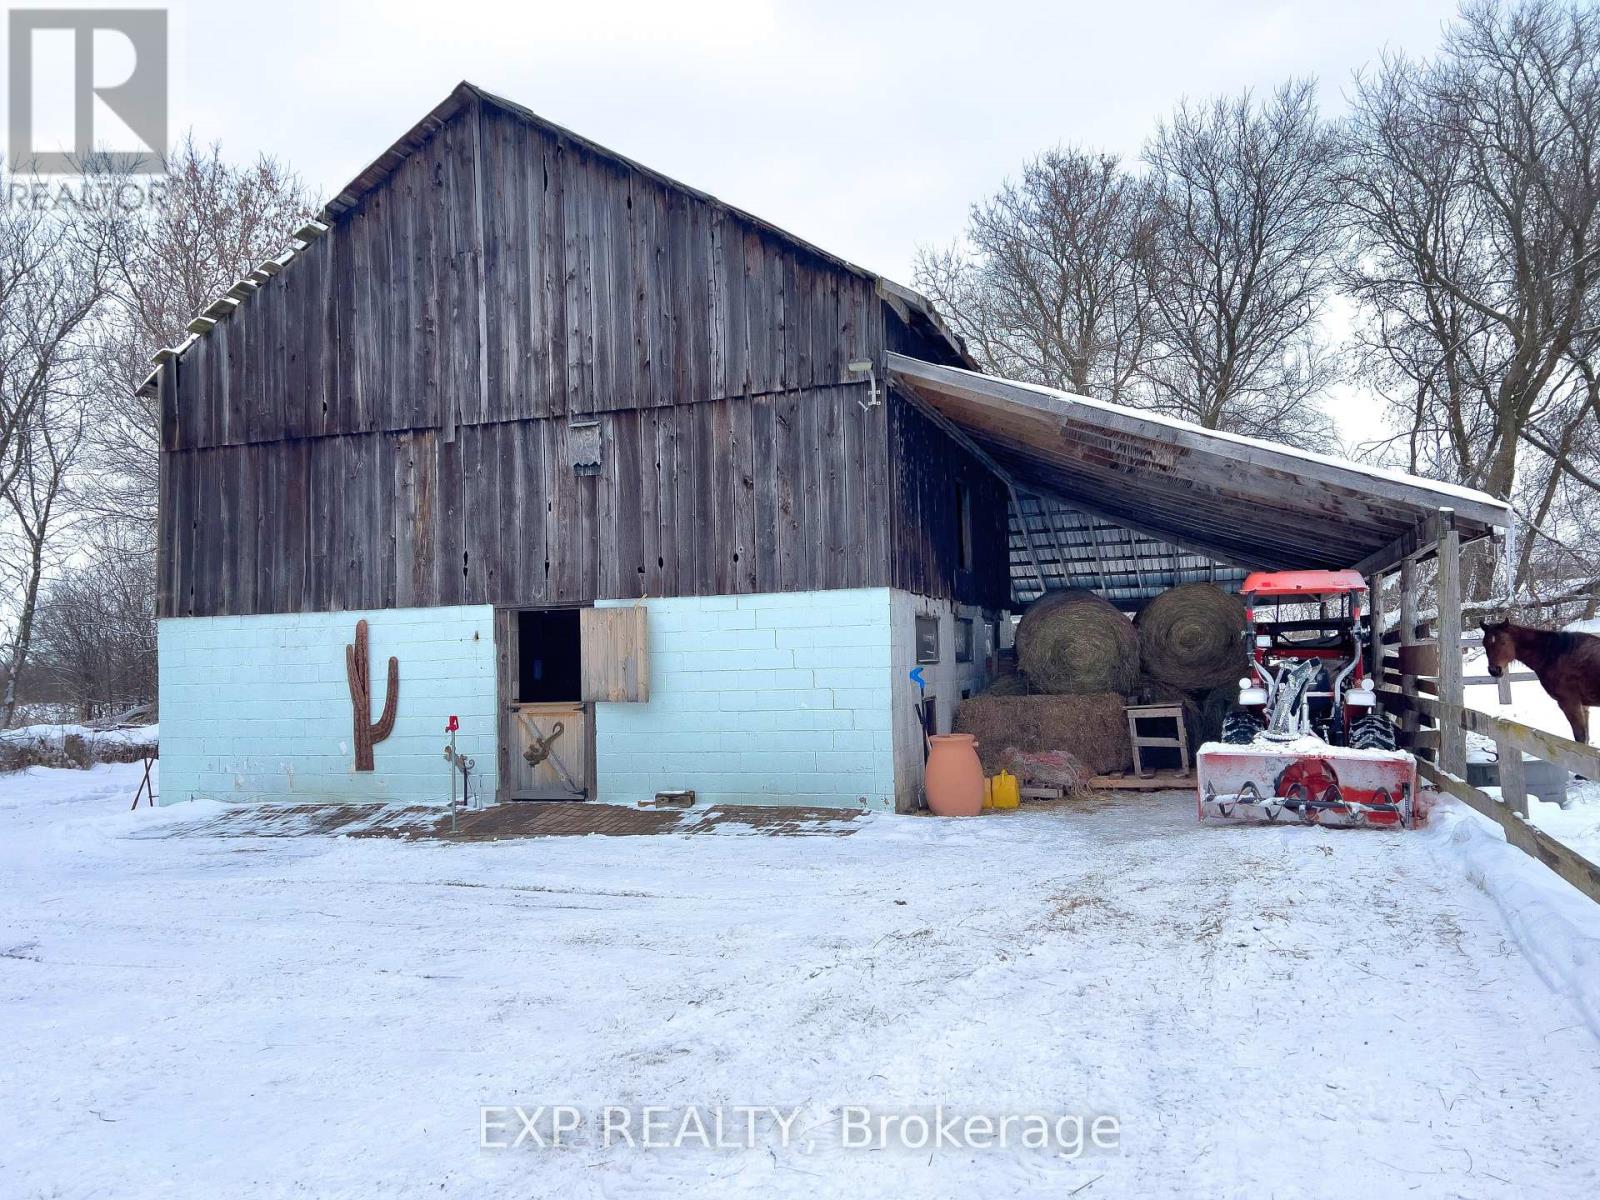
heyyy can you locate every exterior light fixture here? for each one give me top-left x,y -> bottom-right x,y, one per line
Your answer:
847,359 -> 879,410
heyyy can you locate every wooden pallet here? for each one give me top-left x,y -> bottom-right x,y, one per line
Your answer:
1088,769 -> 1195,792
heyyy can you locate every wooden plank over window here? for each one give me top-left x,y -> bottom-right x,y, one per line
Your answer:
580,606 -> 650,702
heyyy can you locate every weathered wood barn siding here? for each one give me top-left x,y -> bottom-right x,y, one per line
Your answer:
158,87 -> 997,619
886,395 -> 1010,610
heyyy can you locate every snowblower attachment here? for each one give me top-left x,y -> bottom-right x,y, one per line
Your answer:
1197,741 -> 1415,828
1197,570 -> 1417,829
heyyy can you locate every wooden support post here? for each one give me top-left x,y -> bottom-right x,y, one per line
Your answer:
1496,735 -> 1528,818
494,608 -> 517,805
1366,571 -> 1385,683
1435,511 -> 1466,778
1497,515 -> 1518,716
1398,557 -> 1421,750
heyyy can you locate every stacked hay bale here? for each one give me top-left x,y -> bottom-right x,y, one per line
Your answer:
982,672 -> 1033,697
954,693 -> 1130,776
960,591 -> 1140,775
1136,584 -> 1248,691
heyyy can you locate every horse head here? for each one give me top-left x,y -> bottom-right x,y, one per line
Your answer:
1479,617 -> 1516,678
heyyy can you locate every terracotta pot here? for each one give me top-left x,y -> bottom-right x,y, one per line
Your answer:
925,734 -> 984,817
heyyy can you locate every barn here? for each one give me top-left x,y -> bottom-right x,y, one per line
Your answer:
149,82 -> 1509,813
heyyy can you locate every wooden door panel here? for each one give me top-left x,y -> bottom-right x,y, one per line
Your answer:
511,702 -> 587,799
580,606 -> 650,702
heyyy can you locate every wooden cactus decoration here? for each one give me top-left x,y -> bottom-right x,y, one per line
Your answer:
345,619 -> 399,771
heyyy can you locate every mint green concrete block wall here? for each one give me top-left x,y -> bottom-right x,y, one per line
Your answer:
157,605 -> 497,804
593,589 -> 897,811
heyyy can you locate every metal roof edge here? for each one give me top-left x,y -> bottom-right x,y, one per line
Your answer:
886,353 -> 1511,533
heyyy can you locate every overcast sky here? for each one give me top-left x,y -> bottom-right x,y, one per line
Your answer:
136,1 -> 1472,442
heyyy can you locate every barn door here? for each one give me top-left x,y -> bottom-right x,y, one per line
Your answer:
510,702 -> 588,800
496,608 -> 594,802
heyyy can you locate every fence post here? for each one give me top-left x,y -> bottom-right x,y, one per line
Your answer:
1436,511 -> 1466,778
1496,735 -> 1529,818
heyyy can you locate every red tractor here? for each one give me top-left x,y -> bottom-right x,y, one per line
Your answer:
1197,570 -> 1417,829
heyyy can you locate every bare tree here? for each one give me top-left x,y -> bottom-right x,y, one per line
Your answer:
1141,80 -> 1342,445
30,541 -> 157,722
0,393 -> 85,725
0,186 -> 107,727
0,195 -> 107,501
913,149 -> 1159,402
1342,0 -> 1600,597
86,135 -> 316,548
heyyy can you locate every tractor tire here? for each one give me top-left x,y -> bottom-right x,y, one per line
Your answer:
1221,707 -> 1264,745
1349,711 -> 1398,752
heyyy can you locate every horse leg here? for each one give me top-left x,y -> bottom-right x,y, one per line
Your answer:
1557,695 -> 1590,745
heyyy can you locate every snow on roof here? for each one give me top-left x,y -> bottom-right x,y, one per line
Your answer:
930,359 -> 1508,519
890,353 -> 1508,572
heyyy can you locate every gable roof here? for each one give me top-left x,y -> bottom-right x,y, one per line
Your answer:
135,81 -> 968,399
328,82 -> 970,361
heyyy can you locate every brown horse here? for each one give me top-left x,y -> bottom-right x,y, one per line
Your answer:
1480,619 -> 1600,743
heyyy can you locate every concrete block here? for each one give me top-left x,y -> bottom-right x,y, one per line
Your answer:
732,758 -> 818,786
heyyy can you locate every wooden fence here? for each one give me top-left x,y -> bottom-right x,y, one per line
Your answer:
1365,509 -> 1600,906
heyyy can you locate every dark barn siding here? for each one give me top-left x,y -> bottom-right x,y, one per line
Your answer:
167,100 -> 880,452
160,389 -> 893,617
887,394 -> 1011,611
159,95 -> 903,618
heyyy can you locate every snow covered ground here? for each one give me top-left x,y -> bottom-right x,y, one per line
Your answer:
5,764 -> 1600,1198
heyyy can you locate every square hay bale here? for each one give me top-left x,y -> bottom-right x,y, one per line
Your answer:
954,693 -> 1132,776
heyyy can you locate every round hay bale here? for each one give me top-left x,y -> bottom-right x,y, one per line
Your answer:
1136,584 -> 1247,690
1015,589 -> 1140,695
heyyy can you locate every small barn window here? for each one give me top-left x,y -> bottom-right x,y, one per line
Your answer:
955,482 -> 973,571
579,606 -> 650,702
915,615 -> 940,664
955,617 -> 974,663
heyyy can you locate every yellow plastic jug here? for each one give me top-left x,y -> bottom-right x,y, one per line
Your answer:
988,770 -> 1020,810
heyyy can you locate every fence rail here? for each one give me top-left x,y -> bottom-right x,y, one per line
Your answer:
1382,688 -> 1600,780
1378,684 -> 1600,905
1369,509 -> 1600,907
